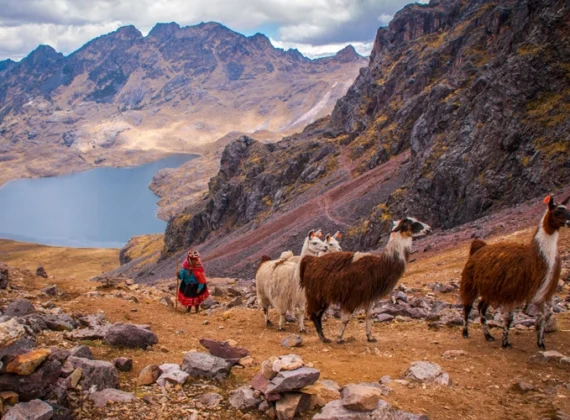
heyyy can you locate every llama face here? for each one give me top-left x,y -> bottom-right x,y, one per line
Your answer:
324,232 -> 343,252
545,196 -> 570,230
392,217 -> 432,238
306,230 -> 328,255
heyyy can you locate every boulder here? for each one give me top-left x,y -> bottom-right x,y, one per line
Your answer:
137,364 -> 161,386
36,266 -> 48,278
266,367 -> 320,394
5,299 -> 35,317
0,356 -> 62,401
276,393 -> 311,420
113,357 -> 133,372
0,262 -> 8,289
156,363 -> 189,387
341,384 -> 384,412
281,335 -> 303,348
181,352 -> 232,381
404,361 -> 452,386
70,345 -> 93,360
3,399 -> 53,420
67,356 -> 119,391
228,386 -> 262,411
199,338 -> 249,364
194,393 -> 223,409
103,323 -> 158,349
89,389 -> 136,408
5,348 -> 51,376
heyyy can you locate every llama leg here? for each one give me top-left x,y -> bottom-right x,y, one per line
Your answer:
502,311 -> 514,349
365,303 -> 376,343
336,309 -> 352,344
462,304 -> 472,338
536,304 -> 550,350
312,307 -> 330,343
478,300 -> 494,341
296,308 -> 306,333
263,307 -> 273,327
278,313 -> 286,331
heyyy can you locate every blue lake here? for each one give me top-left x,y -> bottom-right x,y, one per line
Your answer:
0,154 -> 196,248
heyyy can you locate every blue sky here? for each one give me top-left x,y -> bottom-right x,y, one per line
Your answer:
0,0 -> 427,61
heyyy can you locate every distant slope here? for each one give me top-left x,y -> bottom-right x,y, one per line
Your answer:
0,23 -> 366,186
145,0 -> 569,279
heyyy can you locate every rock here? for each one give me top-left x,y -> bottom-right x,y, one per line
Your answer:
239,356 -> 254,367
159,297 -> 174,307
404,361 -> 451,386
40,285 -> 57,296
261,356 -> 279,379
70,345 -> 93,360
281,335 -> 303,348
375,314 -> 394,323
228,386 -> 262,411
67,356 -> 119,391
181,352 -> 232,380
199,338 -> 249,363
0,354 -> 62,401
266,367 -> 320,394
529,350 -> 566,365
545,316 -> 558,333
276,393 -> 310,420
314,399 -> 428,420
50,403 -> 73,420
65,327 -> 108,341
272,354 -> 304,372
35,266 -> 48,279
5,299 -> 35,317
226,296 -> 243,308
0,263 -> 9,289
78,314 -> 108,329
156,363 -> 189,387
251,373 -> 271,394
194,393 -> 223,409
0,318 -> 27,348
442,350 -> 467,359
42,314 -> 76,332
3,399 -> 53,420
89,389 -> 136,408
68,368 -> 82,389
200,297 -> 219,309
227,287 -> 243,297
511,381 -> 535,393
0,391 -> 19,405
341,384 -> 384,412
5,348 -> 51,376
137,364 -> 161,386
301,380 -> 341,408
103,323 -> 158,349
560,357 -> 570,369
113,357 -> 133,372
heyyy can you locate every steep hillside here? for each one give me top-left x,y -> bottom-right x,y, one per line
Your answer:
0,23 -> 366,186
151,0 -> 569,279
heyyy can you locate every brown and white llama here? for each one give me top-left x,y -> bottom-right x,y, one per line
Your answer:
461,195 -> 570,350
300,217 -> 431,343
256,230 -> 328,332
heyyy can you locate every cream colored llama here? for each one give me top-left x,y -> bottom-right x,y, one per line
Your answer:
256,230 -> 328,332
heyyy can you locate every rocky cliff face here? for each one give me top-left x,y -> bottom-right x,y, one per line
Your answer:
0,22 -> 366,187
159,0 -> 570,278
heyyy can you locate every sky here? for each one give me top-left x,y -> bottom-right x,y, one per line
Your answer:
0,0 -> 427,61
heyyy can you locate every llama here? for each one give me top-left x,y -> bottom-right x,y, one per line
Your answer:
461,195 -> 570,350
322,232 -> 343,254
256,230 -> 328,332
300,217 -> 431,343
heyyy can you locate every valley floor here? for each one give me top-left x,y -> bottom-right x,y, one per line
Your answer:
1,226 -> 570,419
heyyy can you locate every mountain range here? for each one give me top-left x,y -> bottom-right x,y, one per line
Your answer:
0,22 -> 366,187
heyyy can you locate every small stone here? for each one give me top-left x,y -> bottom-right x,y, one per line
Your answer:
239,356 -> 254,367
4,299 -> 35,317
199,338 -> 249,363
511,381 -> 535,393
0,263 -> 8,289
222,311 -> 231,320
0,391 -> 19,405
376,314 -> 394,323
266,367 -> 320,394
529,351 -> 566,365
104,323 -> 158,349
67,356 -> 119,391
137,364 -> 160,386
36,266 -> 48,278
281,335 -> 303,348
113,357 -> 133,372
159,297 -> 174,307
3,399 -> 52,420
181,352 -> 232,381
442,350 -> 467,359
156,363 -> 189,387
301,380 -> 341,408
194,393 -> 223,409
272,354 -> 304,372
5,348 -> 51,376
40,285 -> 57,296
229,386 -> 262,411
68,368 -> 83,388
89,389 -> 136,408
404,361 -> 451,386
261,356 -> 278,379
276,393 -> 310,420
341,383 -> 383,412
70,345 -> 93,360
379,376 -> 392,384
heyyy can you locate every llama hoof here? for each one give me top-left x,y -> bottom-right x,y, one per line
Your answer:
336,339 -> 345,344
321,338 -> 332,344
278,328 -> 285,332
462,329 -> 469,338
502,342 -> 512,349
299,329 -> 307,334
538,342 -> 546,351
266,321 -> 273,327
485,334 -> 495,342
367,337 -> 377,343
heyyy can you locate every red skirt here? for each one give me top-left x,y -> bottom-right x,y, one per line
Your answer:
177,285 -> 210,307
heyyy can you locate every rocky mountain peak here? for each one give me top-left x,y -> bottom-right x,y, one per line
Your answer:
147,22 -> 182,40
113,25 -> 143,40
333,45 -> 362,63
248,33 -> 273,50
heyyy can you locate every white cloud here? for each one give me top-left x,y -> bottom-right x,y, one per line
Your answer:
0,0 -> 428,61
271,39 -> 373,59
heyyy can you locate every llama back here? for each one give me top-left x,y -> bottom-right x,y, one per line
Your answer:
469,239 -> 487,255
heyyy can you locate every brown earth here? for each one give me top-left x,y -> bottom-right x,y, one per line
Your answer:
2,221 -> 570,419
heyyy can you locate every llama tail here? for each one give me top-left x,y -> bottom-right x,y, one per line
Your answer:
469,239 -> 487,256
279,250 -> 294,261
256,255 -> 272,275
299,258 -> 308,289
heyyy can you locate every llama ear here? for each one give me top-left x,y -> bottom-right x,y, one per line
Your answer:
545,195 -> 556,210
392,221 -> 403,232
334,231 -> 342,239
326,234 -> 331,241
308,230 -> 315,239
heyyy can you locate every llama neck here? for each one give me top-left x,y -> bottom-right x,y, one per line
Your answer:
384,232 -> 413,264
531,212 -> 559,303
300,240 -> 318,257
